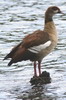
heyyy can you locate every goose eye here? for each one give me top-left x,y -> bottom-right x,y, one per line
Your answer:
52,7 -> 58,11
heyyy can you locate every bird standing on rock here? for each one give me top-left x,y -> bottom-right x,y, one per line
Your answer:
4,6 -> 62,77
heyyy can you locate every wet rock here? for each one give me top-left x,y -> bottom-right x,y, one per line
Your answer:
30,71 -> 51,85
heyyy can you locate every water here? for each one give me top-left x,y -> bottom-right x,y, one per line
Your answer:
0,0 -> 66,100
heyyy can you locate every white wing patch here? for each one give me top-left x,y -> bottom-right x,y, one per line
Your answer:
28,41 -> 51,53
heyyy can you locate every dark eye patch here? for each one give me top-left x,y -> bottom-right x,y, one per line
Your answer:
52,7 -> 58,10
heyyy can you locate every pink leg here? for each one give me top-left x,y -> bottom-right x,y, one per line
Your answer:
38,61 -> 41,76
34,61 -> 37,77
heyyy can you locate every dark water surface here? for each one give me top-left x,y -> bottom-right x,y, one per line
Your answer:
0,0 -> 66,100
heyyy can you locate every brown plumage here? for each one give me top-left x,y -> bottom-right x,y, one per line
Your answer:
4,6 -> 62,76
4,30 -> 50,65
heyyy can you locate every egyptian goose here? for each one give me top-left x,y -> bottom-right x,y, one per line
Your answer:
4,6 -> 62,77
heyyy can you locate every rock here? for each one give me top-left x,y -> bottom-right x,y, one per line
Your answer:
30,71 -> 51,85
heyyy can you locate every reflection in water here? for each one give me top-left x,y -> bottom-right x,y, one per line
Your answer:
0,0 -> 66,100
17,84 -> 53,100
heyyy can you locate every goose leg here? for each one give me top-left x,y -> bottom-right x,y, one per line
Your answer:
34,61 -> 37,77
38,61 -> 41,76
